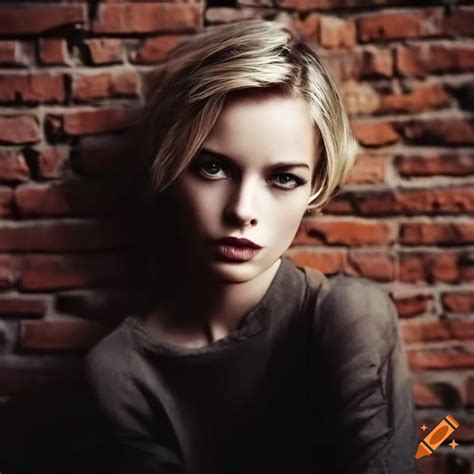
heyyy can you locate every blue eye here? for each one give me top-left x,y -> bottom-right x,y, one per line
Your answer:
273,173 -> 308,189
194,159 -> 308,190
198,161 -> 226,178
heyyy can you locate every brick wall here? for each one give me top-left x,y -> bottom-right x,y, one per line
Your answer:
0,1 -> 472,473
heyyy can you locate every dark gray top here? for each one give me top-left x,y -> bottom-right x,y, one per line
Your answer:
84,255 -> 416,474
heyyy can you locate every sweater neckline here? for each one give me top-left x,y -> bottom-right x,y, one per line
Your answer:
125,256 -> 294,358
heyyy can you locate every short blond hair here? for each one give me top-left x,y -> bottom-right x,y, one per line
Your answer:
139,19 -> 358,212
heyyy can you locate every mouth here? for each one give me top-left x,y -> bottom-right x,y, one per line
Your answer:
213,244 -> 262,262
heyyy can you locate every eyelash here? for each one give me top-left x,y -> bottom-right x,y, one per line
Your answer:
194,160 -> 308,190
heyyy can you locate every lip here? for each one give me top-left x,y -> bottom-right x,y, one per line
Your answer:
214,244 -> 262,262
214,236 -> 262,249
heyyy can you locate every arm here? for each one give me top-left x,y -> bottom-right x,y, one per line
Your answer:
311,275 -> 416,474
83,350 -> 186,474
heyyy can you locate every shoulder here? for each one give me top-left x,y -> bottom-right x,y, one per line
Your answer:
84,321 -> 133,397
311,272 -> 399,365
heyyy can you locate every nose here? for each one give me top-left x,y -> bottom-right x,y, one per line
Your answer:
224,177 -> 259,227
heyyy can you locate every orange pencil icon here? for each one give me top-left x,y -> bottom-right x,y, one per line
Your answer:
415,415 -> 459,459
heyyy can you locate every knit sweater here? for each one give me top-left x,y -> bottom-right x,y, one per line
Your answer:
84,255 -> 416,474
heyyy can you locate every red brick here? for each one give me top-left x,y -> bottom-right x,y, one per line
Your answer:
0,255 -> 19,289
353,188 -> 474,215
52,107 -> 139,136
379,84 -> 450,114
295,218 -> 395,246
443,6 -> 474,36
352,120 -> 399,147
132,35 -> 188,64
399,252 -> 460,284
0,187 -> 13,217
346,154 -> 387,184
408,349 -> 474,370
0,41 -> 21,65
20,320 -> 108,351
396,43 -> 474,77
401,319 -> 473,344
325,48 -> 393,81
398,118 -> 474,146
442,293 -> 474,313
72,71 -> 138,102
205,7 -> 271,24
359,47 -> 393,78
35,147 -> 69,179
288,250 -> 347,274
38,38 -> 69,66
0,295 -> 47,317
92,3 -> 203,34
322,195 -> 353,214
82,39 -> 123,65
413,380 -> 443,408
0,5 -> 86,35
396,153 -> 474,177
275,0 -> 403,11
0,219 -> 128,252
320,16 -> 356,49
15,181 -> 122,218
357,9 -> 443,42
286,12 -> 320,45
392,294 -> 433,318
347,250 -> 395,281
0,115 -> 40,144
0,73 -> 65,104
321,51 -> 361,82
20,254 -> 128,290
400,222 -> 474,246
0,151 -> 29,182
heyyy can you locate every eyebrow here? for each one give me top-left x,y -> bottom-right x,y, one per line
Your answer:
199,147 -> 311,170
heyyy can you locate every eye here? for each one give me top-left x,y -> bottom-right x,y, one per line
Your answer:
272,172 -> 308,190
194,160 -> 228,179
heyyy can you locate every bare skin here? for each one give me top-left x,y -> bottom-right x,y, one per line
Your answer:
141,88 -> 320,348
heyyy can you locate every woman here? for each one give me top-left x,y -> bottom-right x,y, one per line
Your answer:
85,20 -> 416,474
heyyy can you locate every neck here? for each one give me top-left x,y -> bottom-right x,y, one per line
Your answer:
144,257 -> 282,345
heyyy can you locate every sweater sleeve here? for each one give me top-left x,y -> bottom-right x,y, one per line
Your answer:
310,275 -> 416,474
84,347 -> 186,474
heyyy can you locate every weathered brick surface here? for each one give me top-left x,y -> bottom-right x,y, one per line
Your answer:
0,2 -> 473,458
0,5 -> 86,35
92,3 -> 203,34
0,296 -> 48,317
357,9 -> 443,43
0,73 -> 65,103
38,39 -> 69,66
71,70 -> 139,102
15,181 -> 122,217
20,319 -> 108,351
81,38 -> 123,65
19,254 -> 128,290
0,115 -> 40,144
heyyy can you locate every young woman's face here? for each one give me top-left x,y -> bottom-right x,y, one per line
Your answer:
169,90 -> 319,282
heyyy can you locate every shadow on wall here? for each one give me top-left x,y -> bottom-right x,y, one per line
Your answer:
0,105 -> 185,473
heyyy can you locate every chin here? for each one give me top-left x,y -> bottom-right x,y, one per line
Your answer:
207,257 -> 263,283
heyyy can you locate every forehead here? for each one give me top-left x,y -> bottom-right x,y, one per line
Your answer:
202,89 -> 318,165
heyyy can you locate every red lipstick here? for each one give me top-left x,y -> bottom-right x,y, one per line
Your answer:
213,236 -> 262,261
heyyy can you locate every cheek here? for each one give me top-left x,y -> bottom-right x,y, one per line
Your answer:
178,180 -> 223,225
272,202 -> 307,238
